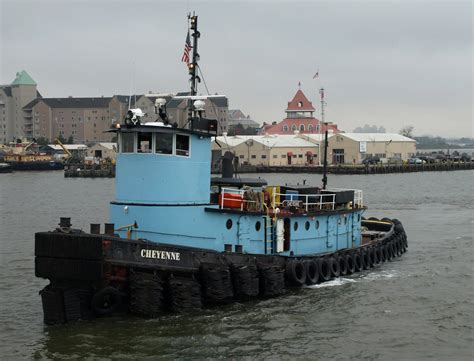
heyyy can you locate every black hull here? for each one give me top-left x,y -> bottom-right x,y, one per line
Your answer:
35,218 -> 407,325
7,161 -> 64,171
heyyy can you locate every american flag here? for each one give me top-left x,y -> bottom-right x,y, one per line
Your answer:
181,31 -> 192,64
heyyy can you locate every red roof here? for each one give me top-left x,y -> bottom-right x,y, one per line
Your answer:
286,89 -> 315,112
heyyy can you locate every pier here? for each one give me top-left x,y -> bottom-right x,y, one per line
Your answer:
215,161 -> 474,175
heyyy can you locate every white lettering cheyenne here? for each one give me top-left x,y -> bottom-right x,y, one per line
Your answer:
140,249 -> 181,261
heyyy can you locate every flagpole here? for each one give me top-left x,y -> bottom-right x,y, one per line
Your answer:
320,87 -> 325,168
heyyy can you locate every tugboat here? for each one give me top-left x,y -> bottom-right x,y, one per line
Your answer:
35,14 -> 407,325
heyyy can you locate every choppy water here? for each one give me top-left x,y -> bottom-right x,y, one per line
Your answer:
0,170 -> 472,360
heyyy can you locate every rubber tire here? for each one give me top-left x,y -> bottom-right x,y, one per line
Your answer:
304,260 -> 319,285
91,286 -> 122,316
339,255 -> 348,276
361,249 -> 370,270
375,246 -> 383,263
346,254 -> 356,275
368,247 -> 376,267
381,245 -> 388,262
329,257 -> 340,278
353,252 -> 363,272
285,260 -> 306,286
393,239 -> 400,257
386,243 -> 393,260
388,242 -> 395,260
318,258 -> 332,282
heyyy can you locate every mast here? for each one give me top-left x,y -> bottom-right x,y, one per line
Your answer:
187,13 -> 201,127
320,88 -> 328,189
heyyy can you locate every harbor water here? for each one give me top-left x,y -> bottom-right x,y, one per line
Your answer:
0,170 -> 472,359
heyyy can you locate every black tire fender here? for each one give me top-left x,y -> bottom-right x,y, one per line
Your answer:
361,249 -> 370,270
339,255 -> 348,276
91,286 -> 122,315
375,246 -> 383,263
381,245 -> 388,262
368,247 -> 376,267
353,252 -> 363,272
346,254 -> 356,274
318,258 -> 332,282
285,260 -> 306,286
329,257 -> 340,278
304,260 -> 319,285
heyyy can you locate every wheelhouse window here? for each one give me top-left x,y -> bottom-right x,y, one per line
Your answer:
138,133 -> 152,153
155,133 -> 173,154
121,132 -> 135,153
176,134 -> 190,157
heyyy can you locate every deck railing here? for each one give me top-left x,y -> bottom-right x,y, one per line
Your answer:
271,192 -> 336,212
326,187 -> 363,208
218,187 -> 363,211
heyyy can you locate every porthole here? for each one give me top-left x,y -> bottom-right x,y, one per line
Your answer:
226,219 -> 233,229
315,220 -> 320,229
305,221 -> 310,230
255,221 -> 261,231
294,222 -> 298,231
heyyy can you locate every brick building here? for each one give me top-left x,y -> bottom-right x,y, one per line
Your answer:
260,87 -> 340,135
23,96 -> 130,144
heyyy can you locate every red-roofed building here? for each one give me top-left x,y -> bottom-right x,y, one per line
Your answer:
260,87 -> 340,135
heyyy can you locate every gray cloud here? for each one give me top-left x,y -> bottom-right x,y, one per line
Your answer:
1,0 -> 471,137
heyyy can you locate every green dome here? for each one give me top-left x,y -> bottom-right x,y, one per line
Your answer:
11,70 -> 37,86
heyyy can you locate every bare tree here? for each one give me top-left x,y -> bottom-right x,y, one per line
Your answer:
400,126 -> 414,138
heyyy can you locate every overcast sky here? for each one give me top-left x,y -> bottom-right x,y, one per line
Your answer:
1,0 -> 472,137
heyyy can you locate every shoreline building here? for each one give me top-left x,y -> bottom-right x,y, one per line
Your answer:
212,134 -> 320,166
328,133 -> 416,164
0,71 -> 42,144
260,87 -> 340,135
23,96 -> 130,144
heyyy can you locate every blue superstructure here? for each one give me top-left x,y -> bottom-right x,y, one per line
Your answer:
109,122 -> 364,257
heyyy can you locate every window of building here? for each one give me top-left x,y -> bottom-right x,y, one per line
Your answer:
299,124 -> 305,131
291,124 -> 297,131
281,155 -> 286,158
155,133 -> 173,154
176,134 -> 190,156
261,155 -> 267,159
308,124 -> 313,131
121,133 -> 135,153
298,154 -> 303,158
394,153 -> 402,158
239,155 -> 244,159
283,125 -> 289,132
298,101 -> 303,108
333,149 -> 345,164
375,153 -> 386,158
273,154 -> 278,158
251,155 -> 256,159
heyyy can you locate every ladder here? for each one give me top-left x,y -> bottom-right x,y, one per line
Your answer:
263,215 -> 275,254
